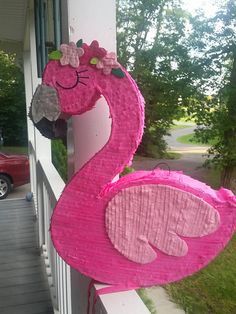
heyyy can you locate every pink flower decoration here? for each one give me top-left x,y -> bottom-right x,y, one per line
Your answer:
80,40 -> 107,65
96,52 -> 120,75
60,42 -> 84,68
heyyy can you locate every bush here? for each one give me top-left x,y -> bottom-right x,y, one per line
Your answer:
51,139 -> 67,182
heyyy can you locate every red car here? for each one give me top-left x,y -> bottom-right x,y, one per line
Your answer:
0,152 -> 30,199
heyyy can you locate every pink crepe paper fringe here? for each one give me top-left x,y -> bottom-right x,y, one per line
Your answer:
35,40 -> 236,289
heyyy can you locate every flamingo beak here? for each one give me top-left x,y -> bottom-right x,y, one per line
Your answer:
29,84 -> 67,141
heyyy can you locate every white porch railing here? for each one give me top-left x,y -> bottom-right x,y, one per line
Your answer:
29,142 -> 150,314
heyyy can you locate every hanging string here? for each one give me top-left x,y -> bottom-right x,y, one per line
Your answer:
152,162 -> 171,174
87,279 -> 95,314
87,279 -> 99,314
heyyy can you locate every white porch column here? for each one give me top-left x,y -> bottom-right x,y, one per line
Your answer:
64,1 -> 116,314
67,0 -> 116,173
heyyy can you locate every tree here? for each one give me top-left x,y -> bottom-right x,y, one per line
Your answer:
0,51 -> 27,146
117,0 -> 196,157
189,0 -> 236,191
118,0 -> 236,191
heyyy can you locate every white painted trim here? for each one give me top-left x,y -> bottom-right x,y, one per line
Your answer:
99,290 -> 150,314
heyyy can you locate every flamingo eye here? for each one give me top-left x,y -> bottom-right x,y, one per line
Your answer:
56,69 -> 89,89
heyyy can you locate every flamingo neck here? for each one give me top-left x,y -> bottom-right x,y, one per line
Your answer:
76,74 -> 144,194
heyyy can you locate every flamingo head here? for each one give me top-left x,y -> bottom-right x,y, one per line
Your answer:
29,40 -> 125,139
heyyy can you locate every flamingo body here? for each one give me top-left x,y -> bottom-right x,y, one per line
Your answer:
30,41 -> 236,289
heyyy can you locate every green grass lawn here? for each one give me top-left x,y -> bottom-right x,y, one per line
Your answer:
134,151 -> 182,161
166,235 -> 236,314
177,133 -> 216,146
164,151 -> 182,159
170,124 -> 192,130
0,146 -> 28,154
163,155 -> 235,314
137,289 -> 157,314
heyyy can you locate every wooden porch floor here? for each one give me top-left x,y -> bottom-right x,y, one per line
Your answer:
0,198 -> 54,314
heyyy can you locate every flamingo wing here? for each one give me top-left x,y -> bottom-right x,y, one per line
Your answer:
106,184 -> 220,264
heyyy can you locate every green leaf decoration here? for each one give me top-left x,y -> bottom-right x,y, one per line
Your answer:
111,68 -> 125,78
76,39 -> 83,47
49,50 -> 62,60
90,57 -> 99,65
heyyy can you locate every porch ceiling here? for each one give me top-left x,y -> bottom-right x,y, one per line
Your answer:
0,0 -> 28,43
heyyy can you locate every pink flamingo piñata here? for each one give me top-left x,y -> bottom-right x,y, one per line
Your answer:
30,40 -> 236,290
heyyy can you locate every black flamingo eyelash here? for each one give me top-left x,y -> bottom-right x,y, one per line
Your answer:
77,71 -> 89,86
